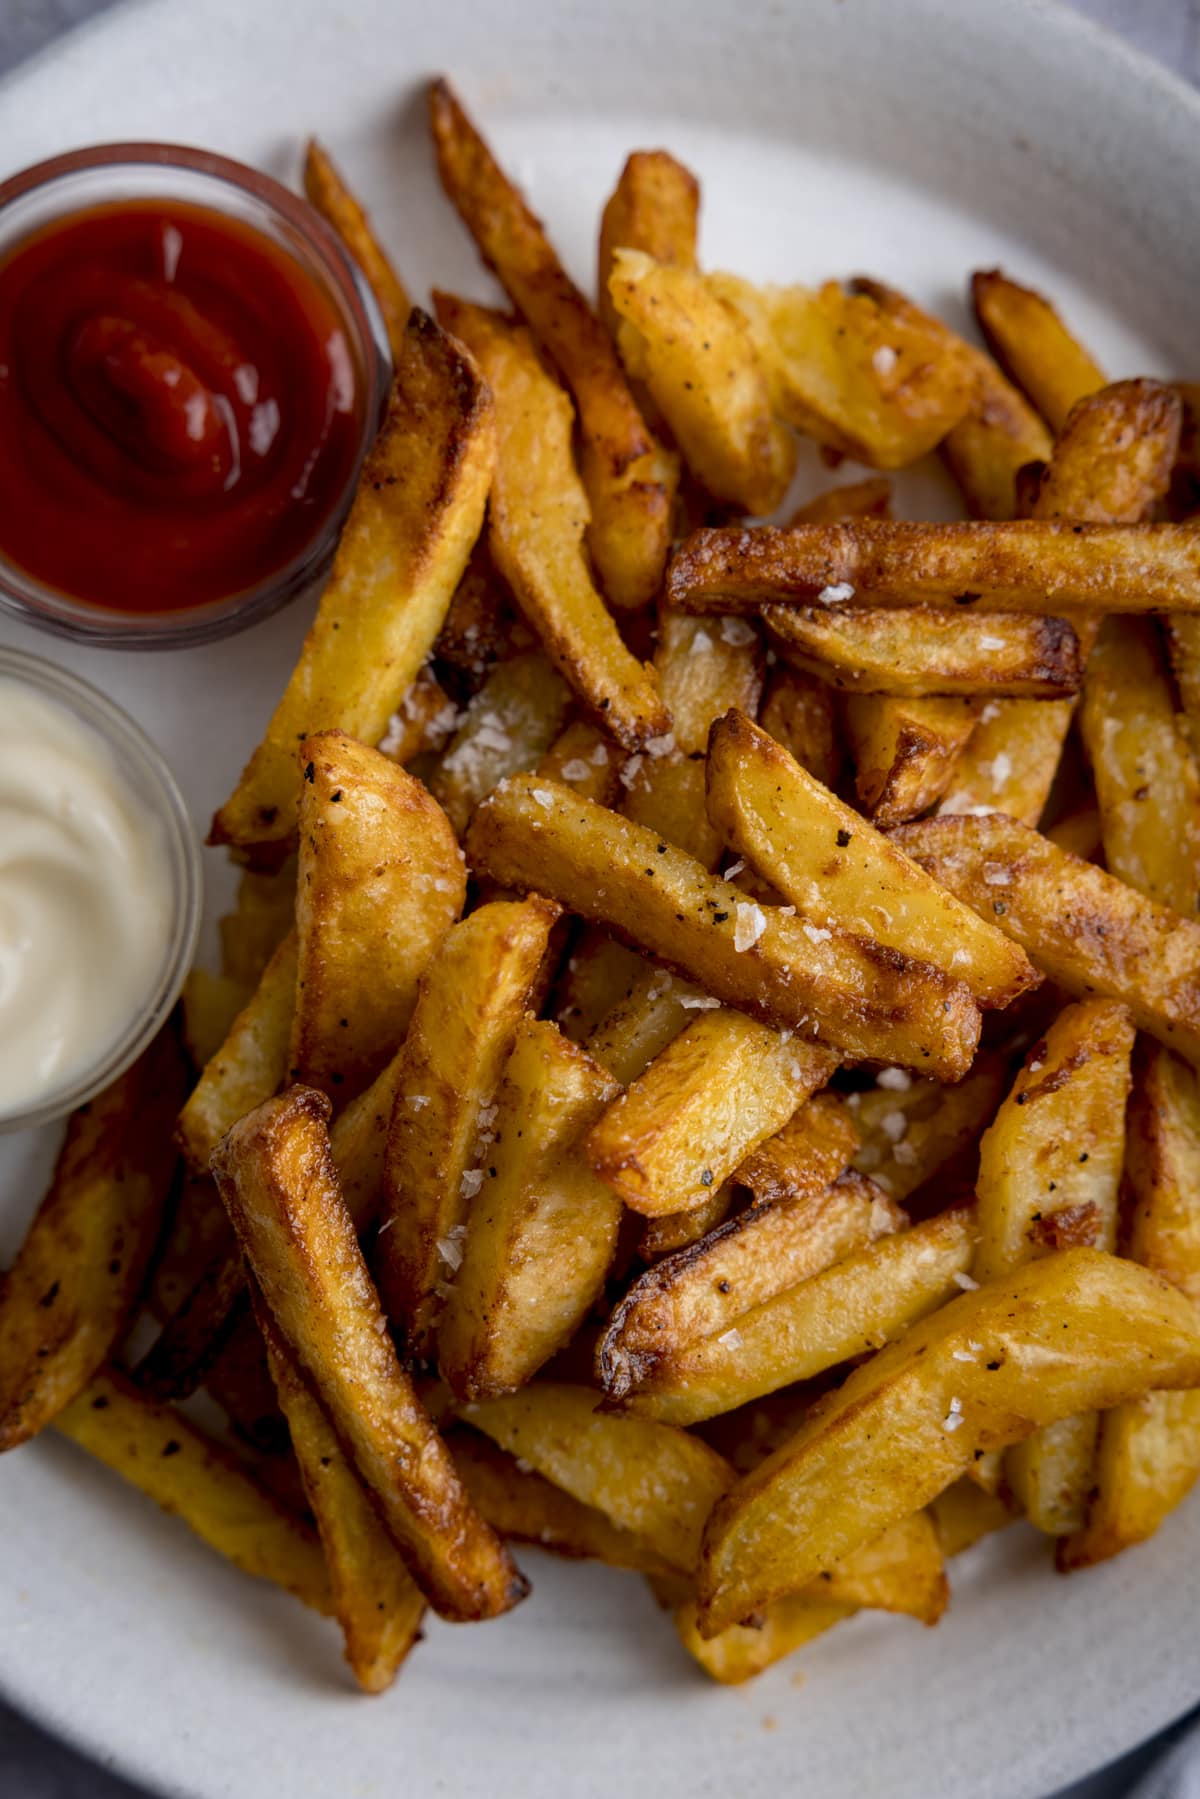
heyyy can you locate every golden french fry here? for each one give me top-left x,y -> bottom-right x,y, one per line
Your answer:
936,699 -> 1072,827
1036,380 -> 1180,522
211,1087 -> 526,1621
667,1587 -> 853,1683
178,933 -> 298,1174
622,1205 -> 974,1427
0,1026 -> 185,1449
581,957 -> 694,1079
850,1058 -> 1007,1203
438,1021 -> 620,1398
182,970 -> 251,1072
537,719 -> 620,806
768,605 -> 1082,698
461,1383 -> 733,1574
211,310 -> 494,849
553,932 -> 652,1047
434,536 -> 531,680
429,652 -> 571,836
735,1090 -> 859,1205
891,814 -> 1200,1063
597,1172 -> 904,1401
597,150 -> 699,342
467,775 -> 982,1078
758,666 -> 839,788
698,1247 -> 1200,1635
291,732 -> 464,1099
930,1479 -> 1018,1557
971,268 -> 1106,432
845,694 -> 981,828
376,664 -> 460,767
638,1186 -> 734,1260
377,898 -> 559,1357
434,295 -> 671,751
303,138 -> 410,361
54,1368 -> 331,1613
788,477 -> 892,525
429,79 -> 676,611
219,858 -> 297,990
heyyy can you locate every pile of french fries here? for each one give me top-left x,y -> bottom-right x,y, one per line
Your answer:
7,79 -> 1200,1695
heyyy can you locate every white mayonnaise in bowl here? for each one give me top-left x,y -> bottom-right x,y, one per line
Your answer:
0,646 -> 201,1131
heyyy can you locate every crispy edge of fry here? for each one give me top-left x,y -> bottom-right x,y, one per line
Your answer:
429,651 -> 571,835
971,268 -> 1106,433
767,605 -> 1082,698
303,138 -> 411,361
638,1185 -> 734,1260
758,665 -> 840,789
844,692 -> 981,828
597,149 -> 699,342
735,1090 -> 859,1206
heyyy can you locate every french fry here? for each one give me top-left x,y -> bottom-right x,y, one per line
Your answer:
735,1090 -> 859,1206
608,251 -> 795,512
211,1087 -> 526,1621
429,652 -> 571,836
434,294 -> 671,751
758,666 -> 839,788
437,1027 -> 619,1398
211,310 -> 494,849
0,1025 -> 185,1449
467,775 -> 982,1078
1046,805 -> 1104,863
667,1587 -> 853,1683
1164,618 -> 1200,759
936,699 -> 1073,827
621,1205 -> 974,1426
182,969 -> 251,1071
971,269 -> 1106,432
697,1247 -> 1200,1635
789,476 -> 892,524
54,1369 -> 331,1613
219,858 -> 297,990
303,138 -> 410,361
597,1172 -> 904,1401
434,537 -> 531,680
845,693 -> 982,827
586,1014 -> 837,1215
290,732 -> 465,1099
710,274 -> 975,468
638,1186 -> 734,1260
1034,380 -> 1180,524
1060,1041 -> 1200,1569
537,719 -> 620,806
706,709 -> 1036,1006
460,1383 -> 733,1574
375,898 -> 559,1358
850,1058 -> 1007,1203
178,933 -> 297,1173
666,518 -> 1200,617
930,1479 -> 1017,1557
429,79 -> 677,611
554,932 -> 650,1046
255,1301 -> 425,1692
1079,618 -> 1200,918
597,150 -> 699,343
768,605 -> 1082,698
891,814 -> 1200,1062
376,664 -> 460,767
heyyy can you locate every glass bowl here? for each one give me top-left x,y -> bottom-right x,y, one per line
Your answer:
0,645 -> 202,1132
0,141 -> 391,648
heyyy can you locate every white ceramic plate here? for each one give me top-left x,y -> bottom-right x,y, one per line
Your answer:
1,1 -> 1199,1794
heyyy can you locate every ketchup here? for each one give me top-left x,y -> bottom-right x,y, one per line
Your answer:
0,199 -> 366,614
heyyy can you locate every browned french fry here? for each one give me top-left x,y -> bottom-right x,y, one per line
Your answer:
936,700 -> 1073,827
891,814 -> 1200,1063
376,898 -> 559,1358
638,1187 -> 734,1260
0,1026 -> 184,1449
850,1058 -> 1007,1203
434,537 -> 531,680
758,666 -> 839,788
376,665 -> 460,767
971,269 -> 1106,432
303,138 -> 410,361
256,1300 -> 425,1691
735,1090 -> 859,1205
598,150 -> 699,342
429,79 -> 676,610
788,477 -> 892,524
467,775 -> 982,1078
429,651 -> 571,835
211,1087 -> 526,1621
586,1014 -> 837,1216
178,933 -> 297,1174
768,605 -> 1082,698
537,719 -> 620,805
845,694 -> 982,827
697,1247 -> 1200,1636
598,1172 -> 904,1401
211,311 -> 494,849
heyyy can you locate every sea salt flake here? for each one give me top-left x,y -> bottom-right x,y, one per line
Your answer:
722,859 -> 746,880
406,1094 -> 430,1111
880,1110 -> 908,1143
532,788 -> 555,810
989,752 -> 1013,790
460,1168 -> 484,1198
1029,1059 -> 1044,1073
892,1140 -> 918,1166
720,616 -> 757,646
734,901 -> 767,951
689,628 -> 714,655
876,1067 -> 912,1091
818,581 -> 855,605
951,1347 -> 977,1364
942,1396 -> 965,1432
620,754 -> 645,789
980,702 -> 1003,723
437,1235 -> 465,1271
777,904 -> 796,916
872,344 -> 898,376
561,758 -> 592,782
719,1328 -> 744,1351
646,731 -> 676,759
679,994 -> 721,1010
982,865 -> 1012,886
590,742 -> 610,765
376,1217 -> 396,1236
802,922 -> 832,944
868,1197 -> 894,1235
953,1271 -> 980,1291
980,635 -> 1005,651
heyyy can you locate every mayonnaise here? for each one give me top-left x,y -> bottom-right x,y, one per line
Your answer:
0,678 -> 173,1115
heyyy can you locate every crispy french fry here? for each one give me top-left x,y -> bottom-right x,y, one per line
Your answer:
668,1587 -> 853,1683
598,1172 -> 904,1401
438,1021 -> 620,1398
891,814 -> 1200,1063
707,710 -> 1036,1007
429,79 -> 676,611
768,605 -> 1082,698
291,733 -> 464,1099
219,859 -> 297,990
54,1368 -> 331,1613
586,1014 -> 837,1216
622,1205 -> 974,1426
429,651 -> 571,835
467,775 -> 982,1077
581,958 -> 694,1080
850,1058 -> 1007,1203
971,269 -> 1106,432
554,932 -> 649,1045
1061,1041 -> 1200,1568
303,138 -> 410,361
1079,619 -> 1200,918
211,310 -> 494,849
178,933 -> 298,1173
434,536 -> 531,679
667,519 -> 1200,616
376,664 -> 460,767
0,1026 -> 184,1449
758,666 -> 839,788
1036,380 -> 1180,523
844,694 -> 982,827
735,1090 -> 859,1205
597,150 -> 699,342
461,1383 -> 733,1574
697,1247 -> 1200,1635
639,1186 -> 734,1260
936,699 -> 1072,827
256,1300 -> 424,1691
608,252 -> 795,512
376,898 -> 558,1356
182,969 -> 251,1072
211,1087 -> 526,1621
434,295 -> 671,751
930,1479 -> 1017,1557
537,719 -> 620,805
711,274 -> 974,469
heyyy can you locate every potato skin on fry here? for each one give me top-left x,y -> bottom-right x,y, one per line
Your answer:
303,138 -> 410,361
767,605 -> 1082,698
971,268 -> 1106,433
0,1024 -> 185,1449
212,1087 -> 526,1621
177,932 -> 297,1174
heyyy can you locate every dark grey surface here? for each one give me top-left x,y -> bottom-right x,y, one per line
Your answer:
0,2 -> 1196,1795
